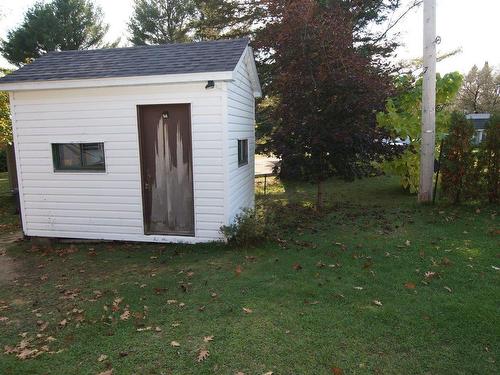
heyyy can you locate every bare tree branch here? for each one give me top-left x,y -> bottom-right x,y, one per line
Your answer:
371,0 -> 422,46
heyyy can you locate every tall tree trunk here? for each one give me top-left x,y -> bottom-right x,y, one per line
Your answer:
316,179 -> 325,211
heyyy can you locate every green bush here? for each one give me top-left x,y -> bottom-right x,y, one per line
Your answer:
220,207 -> 276,246
220,199 -> 321,246
477,116 -> 499,203
441,112 -> 476,203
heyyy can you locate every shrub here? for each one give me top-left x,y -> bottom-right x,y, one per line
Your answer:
477,116 -> 499,203
441,112 -> 476,203
220,199 -> 321,246
220,207 -> 276,246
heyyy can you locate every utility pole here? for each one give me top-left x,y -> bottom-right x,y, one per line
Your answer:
418,0 -> 437,202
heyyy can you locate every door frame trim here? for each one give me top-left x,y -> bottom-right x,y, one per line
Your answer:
136,103 -> 195,236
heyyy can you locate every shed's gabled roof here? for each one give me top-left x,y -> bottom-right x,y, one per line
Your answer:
0,38 -> 250,83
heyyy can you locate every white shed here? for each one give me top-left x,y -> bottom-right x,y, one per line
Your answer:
0,38 -> 261,243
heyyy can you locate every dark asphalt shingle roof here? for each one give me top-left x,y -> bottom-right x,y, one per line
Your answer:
0,38 -> 249,84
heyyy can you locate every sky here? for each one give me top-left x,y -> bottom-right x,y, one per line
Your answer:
0,0 -> 499,74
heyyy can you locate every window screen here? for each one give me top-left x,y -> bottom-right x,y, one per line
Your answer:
238,139 -> 248,167
52,143 -> 105,172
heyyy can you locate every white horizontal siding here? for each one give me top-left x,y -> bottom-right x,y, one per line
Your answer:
226,54 -> 256,223
11,82 -> 227,243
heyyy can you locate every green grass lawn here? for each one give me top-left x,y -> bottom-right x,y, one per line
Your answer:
0,174 -> 498,374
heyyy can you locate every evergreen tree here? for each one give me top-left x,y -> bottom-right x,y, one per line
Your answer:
456,62 -> 500,114
477,116 -> 499,203
1,0 -> 109,66
191,0 -> 258,41
441,112 -> 476,204
128,0 -> 196,45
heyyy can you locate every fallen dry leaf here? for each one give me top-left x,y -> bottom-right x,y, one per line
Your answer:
235,265 -> 243,277
97,370 -> 113,375
424,271 -> 437,279
74,313 -> 85,323
242,307 -> 253,314
292,263 -> 302,271
59,319 -> 68,327
113,297 -> 123,305
332,367 -> 343,375
197,349 -> 209,362
120,310 -> 130,321
17,348 -> 38,360
372,300 -> 383,307
404,282 -> 416,289
4,345 -> 16,354
203,335 -> 214,343
171,341 -> 180,347
444,286 -> 452,293
93,290 -> 103,299
97,354 -> 108,362
263,372 -> 274,375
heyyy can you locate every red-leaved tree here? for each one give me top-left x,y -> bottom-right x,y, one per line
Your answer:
258,0 -> 397,208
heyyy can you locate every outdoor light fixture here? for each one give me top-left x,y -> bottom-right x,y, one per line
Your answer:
205,80 -> 215,89
162,111 -> 169,119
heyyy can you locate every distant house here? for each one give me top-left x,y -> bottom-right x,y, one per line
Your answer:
0,38 -> 262,243
466,113 -> 491,144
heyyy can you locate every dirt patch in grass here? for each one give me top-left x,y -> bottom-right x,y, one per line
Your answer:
0,252 -> 19,284
0,231 -> 23,284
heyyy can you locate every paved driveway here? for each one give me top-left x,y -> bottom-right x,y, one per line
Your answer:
255,154 -> 279,175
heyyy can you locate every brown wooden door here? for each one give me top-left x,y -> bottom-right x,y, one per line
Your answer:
138,104 -> 194,235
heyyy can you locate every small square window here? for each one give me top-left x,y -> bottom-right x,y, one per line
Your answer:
52,143 -> 105,172
238,139 -> 248,167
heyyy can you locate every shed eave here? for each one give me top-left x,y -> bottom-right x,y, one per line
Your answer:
0,70 -> 234,92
